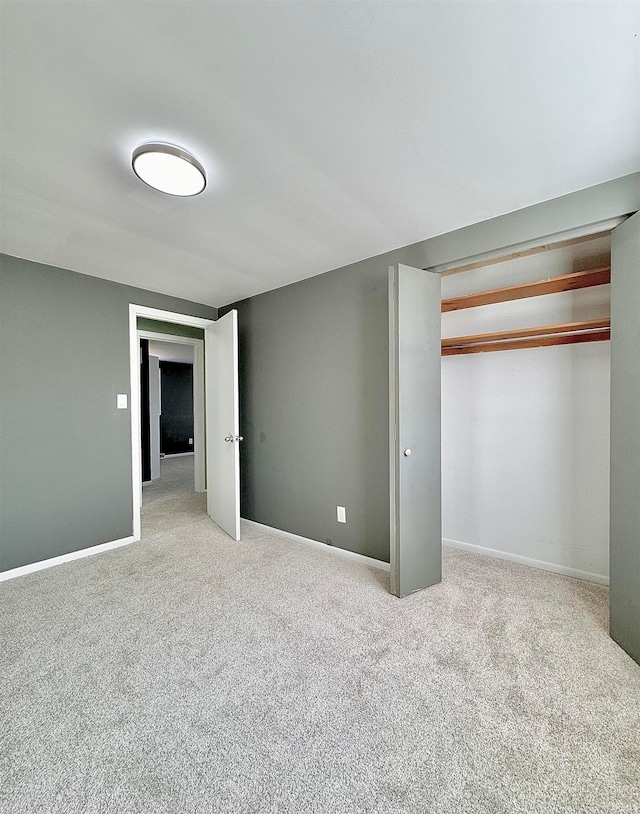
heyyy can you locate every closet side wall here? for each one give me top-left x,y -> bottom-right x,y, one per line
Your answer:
441,238 -> 611,582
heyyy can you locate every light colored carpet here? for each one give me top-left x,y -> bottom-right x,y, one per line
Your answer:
142,455 -> 204,537
2,460 -> 639,813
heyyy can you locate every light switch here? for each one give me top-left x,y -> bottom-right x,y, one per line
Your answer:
117,394 -> 128,409
337,506 -> 346,523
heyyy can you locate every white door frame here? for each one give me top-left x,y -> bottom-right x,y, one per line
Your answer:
138,329 -> 205,493
129,305 -> 215,541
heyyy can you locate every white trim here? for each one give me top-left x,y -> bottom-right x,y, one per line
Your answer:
133,305 -> 213,328
193,340 -> 205,493
0,536 -> 136,582
138,329 -> 201,346
162,452 -> 195,458
136,329 -> 205,493
242,519 -> 391,572
138,329 -> 200,348
129,305 -> 215,542
442,538 -> 609,586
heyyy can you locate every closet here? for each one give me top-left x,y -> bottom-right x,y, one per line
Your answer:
442,266 -> 610,354
440,232 -> 612,584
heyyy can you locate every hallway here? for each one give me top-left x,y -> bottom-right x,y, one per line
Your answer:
141,456 -> 205,537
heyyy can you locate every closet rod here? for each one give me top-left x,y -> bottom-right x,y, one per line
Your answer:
442,266 -> 610,313
442,329 -> 610,356
442,318 -> 610,349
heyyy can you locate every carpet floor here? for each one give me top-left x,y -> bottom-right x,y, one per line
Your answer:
141,455 -> 204,538
2,458 -> 639,813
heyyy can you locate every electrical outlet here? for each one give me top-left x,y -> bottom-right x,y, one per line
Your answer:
189,438 -> 193,445
337,506 -> 346,523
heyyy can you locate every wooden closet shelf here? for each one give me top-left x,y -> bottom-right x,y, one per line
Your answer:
441,266 -> 610,313
442,321 -> 610,356
442,318 -> 610,349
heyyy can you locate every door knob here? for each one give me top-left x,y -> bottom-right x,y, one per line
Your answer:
235,436 -> 244,442
225,435 -> 244,443
404,448 -> 412,456
224,435 -> 233,442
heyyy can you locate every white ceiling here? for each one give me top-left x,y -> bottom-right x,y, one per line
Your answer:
147,340 -> 194,364
1,2 -> 638,307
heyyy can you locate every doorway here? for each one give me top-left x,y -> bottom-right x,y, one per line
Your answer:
138,332 -> 203,534
128,304 -> 241,542
138,328 -> 205,494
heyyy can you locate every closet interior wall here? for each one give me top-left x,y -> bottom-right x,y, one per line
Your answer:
441,235 -> 611,583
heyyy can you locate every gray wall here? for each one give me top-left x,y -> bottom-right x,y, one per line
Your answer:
0,254 -> 217,571
2,173 -> 638,572
223,174 -> 639,563
227,262 -> 391,561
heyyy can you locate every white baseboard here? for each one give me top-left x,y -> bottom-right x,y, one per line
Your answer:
443,537 -> 609,586
242,519 -> 390,573
161,452 -> 194,458
0,535 -> 137,582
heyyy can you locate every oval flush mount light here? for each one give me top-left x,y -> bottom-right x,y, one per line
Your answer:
132,142 -> 206,196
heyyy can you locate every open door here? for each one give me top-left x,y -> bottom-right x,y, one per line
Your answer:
389,264 -> 442,597
610,211 -> 640,665
205,310 -> 241,541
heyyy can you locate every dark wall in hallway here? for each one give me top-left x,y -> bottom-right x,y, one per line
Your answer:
160,362 -> 194,455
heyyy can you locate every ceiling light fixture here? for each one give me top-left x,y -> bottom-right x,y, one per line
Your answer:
131,142 -> 206,196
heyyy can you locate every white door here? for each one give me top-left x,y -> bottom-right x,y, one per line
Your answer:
205,310 -> 241,540
389,263 -> 442,597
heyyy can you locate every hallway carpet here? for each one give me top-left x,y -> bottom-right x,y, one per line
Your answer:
2,470 -> 639,813
141,455 -> 204,537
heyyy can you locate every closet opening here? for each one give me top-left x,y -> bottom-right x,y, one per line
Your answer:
440,230 -> 612,585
